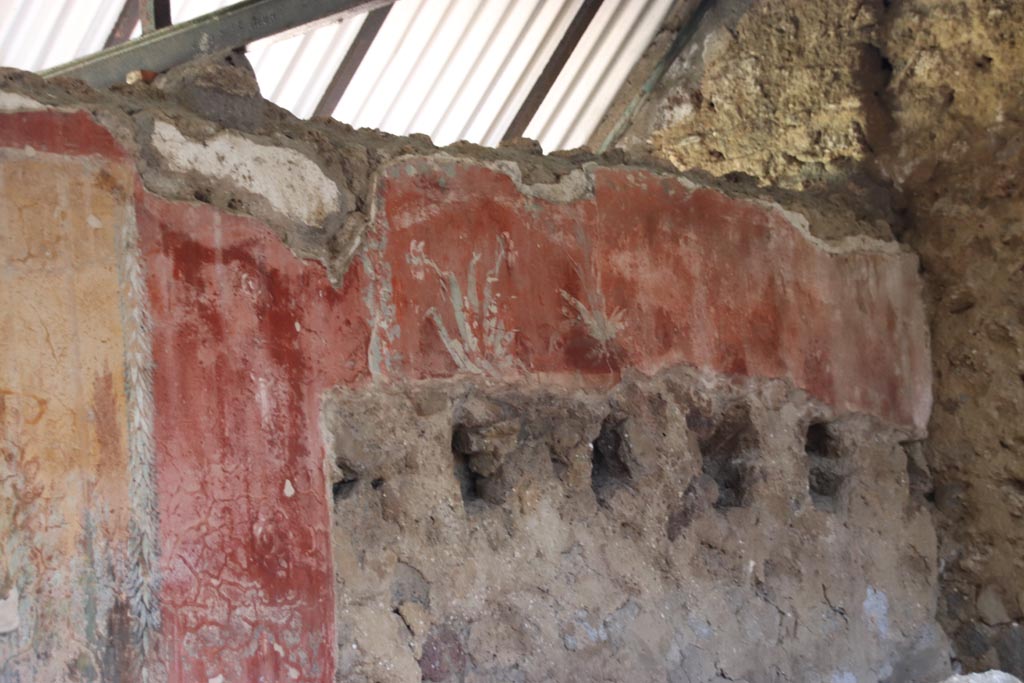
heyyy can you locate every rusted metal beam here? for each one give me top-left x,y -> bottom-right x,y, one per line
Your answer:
313,3 -> 392,118
45,0 -> 391,88
104,1 -> 140,48
105,0 -> 173,48
502,0 -> 604,142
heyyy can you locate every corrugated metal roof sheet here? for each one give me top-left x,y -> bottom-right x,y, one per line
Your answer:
0,0 -> 673,151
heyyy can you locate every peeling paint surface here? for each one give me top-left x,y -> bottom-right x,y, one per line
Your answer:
137,194 -> 366,682
0,134 -> 136,680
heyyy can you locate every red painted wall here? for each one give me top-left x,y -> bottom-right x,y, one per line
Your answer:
0,108 -> 930,681
138,195 -> 367,682
366,159 -> 930,429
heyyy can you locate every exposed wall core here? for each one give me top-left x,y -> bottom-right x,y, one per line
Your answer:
0,63 -> 944,682
325,374 -> 947,683
616,0 -> 1023,674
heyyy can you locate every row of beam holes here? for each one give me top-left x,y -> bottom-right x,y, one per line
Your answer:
440,411 -> 847,514
448,416 -> 639,512
331,424 -> 498,511
448,407 -> 758,511
694,409 -> 848,514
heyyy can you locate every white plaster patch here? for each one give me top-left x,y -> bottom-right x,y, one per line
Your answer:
0,586 -> 19,633
208,675 -> 224,683
150,120 -> 341,226
255,376 -> 273,425
87,214 -> 102,230
0,92 -> 45,112
283,479 -> 295,498
863,586 -> 890,638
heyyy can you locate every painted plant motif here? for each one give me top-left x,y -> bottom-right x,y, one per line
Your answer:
117,212 -> 160,681
407,233 -> 520,377
364,258 -> 400,379
559,240 -> 626,365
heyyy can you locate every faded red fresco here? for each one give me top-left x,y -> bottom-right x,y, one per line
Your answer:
0,108 -> 929,682
0,108 -> 127,159
0,108 -> 136,681
367,159 -> 930,430
137,196 -> 367,682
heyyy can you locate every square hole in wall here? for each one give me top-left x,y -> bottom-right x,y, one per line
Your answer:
590,415 -> 633,506
806,421 -> 846,512
698,403 -> 759,509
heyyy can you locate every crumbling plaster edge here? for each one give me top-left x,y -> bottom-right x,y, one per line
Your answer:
0,85 -> 933,436
0,89 -> 933,426
0,82 -> 911,272
753,199 -> 909,257
371,150 -> 911,260
116,202 -> 162,679
0,91 -> 47,112
139,115 -> 348,227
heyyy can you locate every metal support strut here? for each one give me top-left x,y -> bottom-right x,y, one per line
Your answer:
45,0 -> 391,88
